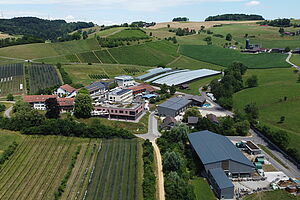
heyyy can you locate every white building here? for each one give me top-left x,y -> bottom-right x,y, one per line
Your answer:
114,75 -> 135,87
107,88 -> 133,103
85,81 -> 107,96
56,84 -> 76,98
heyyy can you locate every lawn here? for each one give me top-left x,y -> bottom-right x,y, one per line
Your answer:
209,23 -> 300,49
291,54 -> 300,66
191,178 -> 216,200
109,40 -> 179,66
180,45 -> 290,68
89,27 -> 127,38
233,68 -> 300,155
63,64 -> 153,85
244,189 -> 300,200
0,130 -> 23,155
85,138 -> 143,200
108,29 -> 149,39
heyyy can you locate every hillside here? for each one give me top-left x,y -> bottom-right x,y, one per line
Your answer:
0,17 -> 94,40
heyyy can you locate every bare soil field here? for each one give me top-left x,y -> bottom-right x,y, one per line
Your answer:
148,21 -> 261,31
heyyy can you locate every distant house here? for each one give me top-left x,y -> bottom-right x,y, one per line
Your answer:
85,81 -> 107,96
128,84 -> 156,95
185,95 -> 206,106
187,116 -> 199,125
56,84 -> 76,98
292,48 -> 300,54
179,84 -> 189,90
206,114 -> 219,124
160,116 -> 177,130
23,95 -> 74,112
270,48 -> 286,53
115,75 -> 135,87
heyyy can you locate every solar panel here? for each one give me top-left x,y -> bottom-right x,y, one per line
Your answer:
136,67 -> 172,80
153,69 -> 221,86
145,69 -> 190,82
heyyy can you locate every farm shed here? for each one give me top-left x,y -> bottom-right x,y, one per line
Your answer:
188,130 -> 255,176
136,67 -> 172,80
207,168 -> 234,199
157,97 -> 192,117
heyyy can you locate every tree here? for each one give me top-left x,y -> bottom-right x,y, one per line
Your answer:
11,109 -> 45,130
200,25 -> 205,31
279,116 -> 285,123
246,75 -> 258,88
45,98 -> 60,119
298,74 -> 300,83
6,94 -> 14,101
273,130 -> 290,150
169,85 -> 176,95
82,31 -> 88,40
160,84 -> 168,94
279,27 -> 285,34
226,33 -> 232,41
167,24 -> 170,28
244,103 -> 259,121
234,120 -> 250,136
218,97 -> 233,110
163,151 -> 183,173
149,32 -> 153,36
285,47 -> 291,52
12,100 -> 31,113
77,88 -> 89,94
0,103 -> 5,112
169,123 -> 190,143
183,107 -> 201,122
74,94 -> 93,118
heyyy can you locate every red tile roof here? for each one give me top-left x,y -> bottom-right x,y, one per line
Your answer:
59,84 -> 76,93
128,84 -> 156,93
57,98 -> 75,107
23,95 -> 57,103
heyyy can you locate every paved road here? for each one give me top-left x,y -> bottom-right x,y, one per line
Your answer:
135,112 -> 165,200
4,106 -> 13,118
195,89 -> 300,178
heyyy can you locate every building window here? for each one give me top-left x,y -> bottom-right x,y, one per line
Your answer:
120,110 -> 124,114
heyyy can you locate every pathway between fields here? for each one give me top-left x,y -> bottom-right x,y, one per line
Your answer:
286,52 -> 300,71
0,101 -> 15,118
135,112 -> 165,200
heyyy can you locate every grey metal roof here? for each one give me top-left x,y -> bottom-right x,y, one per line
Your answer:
158,97 -> 192,111
209,168 -> 234,189
188,130 -> 254,167
109,88 -> 132,95
136,67 -> 172,80
153,69 -> 221,86
115,75 -> 133,80
145,69 -> 190,82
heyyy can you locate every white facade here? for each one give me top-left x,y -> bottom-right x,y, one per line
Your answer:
115,75 -> 135,87
56,87 -> 77,98
107,88 -> 133,103
32,102 -> 47,110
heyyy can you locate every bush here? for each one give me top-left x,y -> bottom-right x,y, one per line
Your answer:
143,140 -> 156,200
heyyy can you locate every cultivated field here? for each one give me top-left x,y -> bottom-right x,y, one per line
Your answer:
180,45 -> 290,68
0,130 -> 23,155
0,63 -> 25,96
28,63 -> 61,94
86,139 -> 143,200
291,54 -> 300,66
0,135 -> 88,200
63,64 -> 152,85
108,29 -> 149,39
148,21 -> 260,31
233,68 -> 300,155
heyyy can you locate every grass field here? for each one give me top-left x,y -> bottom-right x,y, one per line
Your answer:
63,64 -> 152,85
89,27 -> 127,38
180,45 -> 290,68
244,189 -> 300,200
108,40 -> 179,66
108,29 -> 149,39
28,64 -> 61,94
0,38 -> 101,60
86,138 -> 143,200
76,51 -> 101,63
0,130 -> 23,155
291,54 -> 300,66
233,68 -> 300,155
209,23 -> 300,49
191,178 -> 216,200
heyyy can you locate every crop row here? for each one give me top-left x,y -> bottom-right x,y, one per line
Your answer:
0,63 -> 25,96
86,139 -> 140,200
89,74 -> 109,79
0,63 -> 23,79
29,63 -> 61,94
123,68 -> 140,74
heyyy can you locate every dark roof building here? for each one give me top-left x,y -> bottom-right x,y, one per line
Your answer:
207,114 -> 219,124
188,130 -> 255,199
160,116 -> 177,130
185,95 -> 206,106
188,116 -> 199,125
85,81 -> 107,96
157,97 -> 192,117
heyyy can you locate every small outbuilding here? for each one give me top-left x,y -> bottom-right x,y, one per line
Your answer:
187,116 -> 199,125
179,84 -> 189,90
160,116 -> 177,130
208,168 -> 234,199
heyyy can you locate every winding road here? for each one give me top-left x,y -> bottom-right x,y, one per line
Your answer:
286,52 -> 300,71
135,111 -> 165,200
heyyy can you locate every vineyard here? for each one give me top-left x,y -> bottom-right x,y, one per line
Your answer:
0,136 -> 91,200
86,139 -> 143,200
0,63 -> 25,96
88,74 -> 109,79
28,63 -> 61,94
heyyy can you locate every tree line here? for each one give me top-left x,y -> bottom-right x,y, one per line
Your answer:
258,18 -> 292,27
172,17 -> 189,22
143,140 -> 156,200
205,14 -> 264,21
0,35 -> 45,48
0,17 -> 94,41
